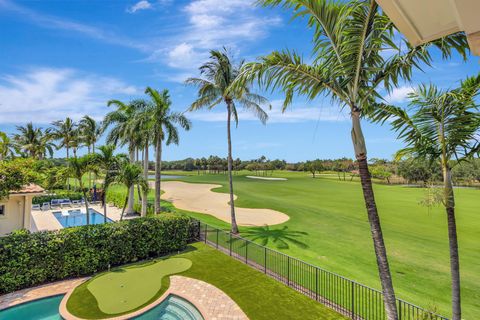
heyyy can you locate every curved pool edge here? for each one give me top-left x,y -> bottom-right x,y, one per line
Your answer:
59,278 -> 208,320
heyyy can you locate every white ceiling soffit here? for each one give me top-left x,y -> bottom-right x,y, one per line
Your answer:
376,0 -> 480,56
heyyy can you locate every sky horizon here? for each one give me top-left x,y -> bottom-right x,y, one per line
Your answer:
1,0 -> 479,162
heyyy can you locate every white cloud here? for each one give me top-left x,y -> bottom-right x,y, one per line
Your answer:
127,1 -> 153,13
155,0 -> 282,72
0,68 -> 140,124
187,99 -> 349,124
385,86 -> 414,104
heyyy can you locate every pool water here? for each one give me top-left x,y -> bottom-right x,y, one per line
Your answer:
0,294 -> 203,320
53,209 -> 113,228
0,295 -> 62,320
135,295 -> 204,320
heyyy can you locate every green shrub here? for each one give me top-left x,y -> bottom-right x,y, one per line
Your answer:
0,215 -> 196,294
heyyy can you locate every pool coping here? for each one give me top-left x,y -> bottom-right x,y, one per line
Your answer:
59,275 -> 248,320
58,276 -> 209,320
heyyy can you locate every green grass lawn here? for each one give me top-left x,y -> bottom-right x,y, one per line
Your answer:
145,170 -> 479,319
67,243 -> 344,320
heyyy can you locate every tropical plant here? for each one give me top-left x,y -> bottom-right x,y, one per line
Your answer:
144,88 -> 191,214
65,155 -> 96,225
79,115 -> 102,187
114,162 -> 148,221
51,117 -> 77,161
0,131 -> 16,160
186,48 -> 271,233
13,123 -> 54,160
235,0 -> 468,317
92,145 -> 124,223
104,100 -> 146,215
371,75 -> 480,320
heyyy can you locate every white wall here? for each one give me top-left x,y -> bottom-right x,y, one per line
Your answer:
0,195 -> 26,236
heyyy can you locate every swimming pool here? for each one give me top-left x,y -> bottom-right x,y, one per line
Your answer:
0,294 -> 203,320
0,295 -> 63,320
135,294 -> 204,320
53,208 -> 113,228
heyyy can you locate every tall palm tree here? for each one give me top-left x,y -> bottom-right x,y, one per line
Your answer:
186,49 -> 270,233
51,117 -> 76,162
104,100 -> 146,215
371,75 -> 480,320
92,145 -> 124,223
236,1 -> 467,317
13,123 -> 54,159
79,115 -> 102,187
66,155 -> 96,225
145,87 -> 191,215
114,161 -> 148,221
0,132 -> 16,160
129,99 -> 154,217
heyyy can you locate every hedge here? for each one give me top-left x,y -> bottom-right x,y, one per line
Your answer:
0,215 -> 197,294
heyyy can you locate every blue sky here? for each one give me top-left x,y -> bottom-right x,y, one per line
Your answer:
0,0 -> 478,162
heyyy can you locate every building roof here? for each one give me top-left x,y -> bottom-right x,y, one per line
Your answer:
9,184 -> 45,195
376,0 -> 480,56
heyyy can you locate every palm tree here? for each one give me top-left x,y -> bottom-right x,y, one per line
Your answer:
0,132 -> 16,160
144,87 -> 191,215
236,1 -> 467,317
51,117 -> 77,162
92,145 -> 124,223
104,100 -> 146,215
371,75 -> 480,320
114,161 -> 148,221
186,49 -> 270,233
13,123 -> 54,159
79,115 -> 102,187
66,155 -> 96,225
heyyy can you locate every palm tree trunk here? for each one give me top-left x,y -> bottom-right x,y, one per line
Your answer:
88,145 -> 92,188
352,110 -> 397,320
120,195 -> 128,221
226,102 -> 239,234
103,186 -> 108,224
142,143 -> 149,217
154,138 -> 162,214
81,184 -> 90,225
443,165 -> 461,320
126,146 -> 135,215
66,147 -> 70,191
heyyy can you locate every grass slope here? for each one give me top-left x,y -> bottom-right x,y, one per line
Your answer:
159,170 -> 479,318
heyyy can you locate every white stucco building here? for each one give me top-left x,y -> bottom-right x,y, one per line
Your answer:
0,184 -> 44,236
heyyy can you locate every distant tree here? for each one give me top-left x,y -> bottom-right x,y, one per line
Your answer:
114,162 -> 148,221
13,123 -> 54,160
0,132 -> 15,160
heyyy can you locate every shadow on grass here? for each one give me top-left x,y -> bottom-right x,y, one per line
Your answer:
242,225 -> 309,250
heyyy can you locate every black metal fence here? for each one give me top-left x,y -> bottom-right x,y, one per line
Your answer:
193,220 -> 447,320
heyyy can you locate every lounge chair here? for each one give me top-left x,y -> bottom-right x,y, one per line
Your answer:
72,200 -> 81,207
41,202 -> 50,211
50,199 -> 61,209
60,199 -> 73,208
32,204 -> 41,210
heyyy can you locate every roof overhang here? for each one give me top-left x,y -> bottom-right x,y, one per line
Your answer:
376,0 -> 480,56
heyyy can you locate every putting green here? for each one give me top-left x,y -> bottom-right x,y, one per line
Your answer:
76,258 -> 191,315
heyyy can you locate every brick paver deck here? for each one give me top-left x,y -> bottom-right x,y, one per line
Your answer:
0,278 -> 87,310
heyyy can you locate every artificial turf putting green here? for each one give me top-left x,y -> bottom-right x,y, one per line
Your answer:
67,258 -> 191,317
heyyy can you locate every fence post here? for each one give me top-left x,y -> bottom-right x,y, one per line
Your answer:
351,282 -> 355,318
229,233 -> 232,256
197,220 -> 201,240
315,268 -> 318,301
264,247 -> 267,273
245,241 -> 248,264
287,256 -> 290,286
216,229 -> 219,248
204,224 -> 207,243
399,300 -> 402,320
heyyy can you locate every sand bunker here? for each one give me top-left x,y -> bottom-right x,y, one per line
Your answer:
157,181 -> 289,226
246,176 -> 288,181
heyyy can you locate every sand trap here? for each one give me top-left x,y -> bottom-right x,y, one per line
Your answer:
246,176 -> 288,181
157,181 -> 289,226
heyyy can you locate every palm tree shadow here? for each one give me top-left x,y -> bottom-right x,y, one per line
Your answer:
242,225 -> 309,250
